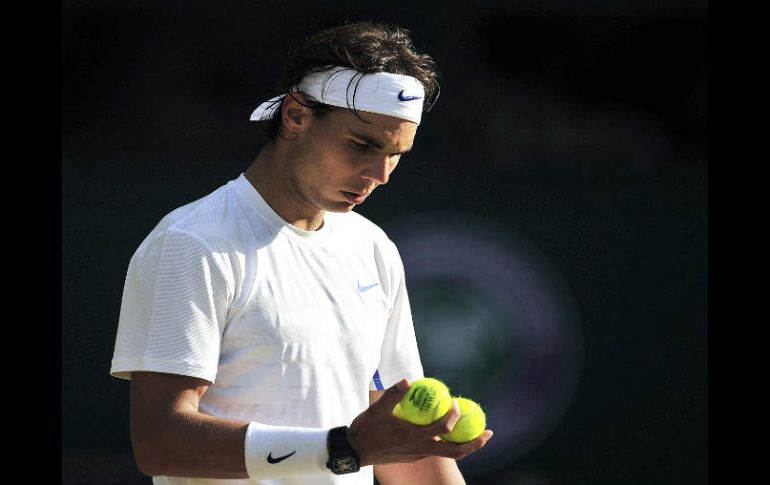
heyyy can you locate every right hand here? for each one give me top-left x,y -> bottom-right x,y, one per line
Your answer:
346,378 -> 494,467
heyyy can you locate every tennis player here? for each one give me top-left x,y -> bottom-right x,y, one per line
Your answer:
110,21 -> 493,485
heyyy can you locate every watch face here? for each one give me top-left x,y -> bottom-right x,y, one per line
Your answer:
332,456 -> 359,474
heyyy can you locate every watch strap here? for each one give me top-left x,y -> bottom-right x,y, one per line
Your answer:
326,426 -> 361,474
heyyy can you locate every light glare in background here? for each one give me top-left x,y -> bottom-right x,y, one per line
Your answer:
386,213 -> 584,475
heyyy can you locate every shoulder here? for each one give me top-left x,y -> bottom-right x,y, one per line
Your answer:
331,210 -> 403,269
330,211 -> 407,301
333,210 -> 396,249
164,181 -> 245,246
132,178 -> 253,268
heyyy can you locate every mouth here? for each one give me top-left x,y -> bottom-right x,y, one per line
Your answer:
341,190 -> 371,205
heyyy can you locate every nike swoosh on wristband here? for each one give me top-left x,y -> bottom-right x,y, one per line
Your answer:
267,451 -> 296,464
398,90 -> 422,101
357,280 -> 380,292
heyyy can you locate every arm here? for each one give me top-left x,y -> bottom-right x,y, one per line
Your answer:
130,372 -> 491,480
369,390 -> 468,485
129,371 -> 250,478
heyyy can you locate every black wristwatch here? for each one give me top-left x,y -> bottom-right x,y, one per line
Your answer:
326,426 -> 361,475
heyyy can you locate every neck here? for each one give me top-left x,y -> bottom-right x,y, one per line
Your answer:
244,142 -> 325,232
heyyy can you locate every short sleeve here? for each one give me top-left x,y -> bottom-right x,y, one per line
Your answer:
370,240 -> 424,391
110,229 -> 233,383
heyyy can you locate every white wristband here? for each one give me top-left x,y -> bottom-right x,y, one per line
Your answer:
244,422 -> 330,479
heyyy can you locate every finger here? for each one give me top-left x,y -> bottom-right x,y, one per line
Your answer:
426,429 -> 494,460
425,398 -> 460,436
473,430 -> 494,449
375,378 -> 410,410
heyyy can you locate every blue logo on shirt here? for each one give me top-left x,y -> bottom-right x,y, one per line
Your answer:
357,280 -> 380,292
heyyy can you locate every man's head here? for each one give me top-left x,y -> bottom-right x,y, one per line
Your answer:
254,21 -> 440,140
266,93 -> 417,218
245,22 -> 439,225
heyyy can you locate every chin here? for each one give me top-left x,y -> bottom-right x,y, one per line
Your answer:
326,204 -> 356,213
314,196 -> 355,213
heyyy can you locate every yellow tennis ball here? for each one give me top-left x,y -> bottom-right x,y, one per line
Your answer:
441,397 -> 486,443
394,377 -> 452,425
392,402 -> 405,419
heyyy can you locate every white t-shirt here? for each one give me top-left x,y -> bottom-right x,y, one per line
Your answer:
110,174 -> 424,485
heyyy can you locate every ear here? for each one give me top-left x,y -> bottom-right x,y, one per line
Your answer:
280,92 -> 314,135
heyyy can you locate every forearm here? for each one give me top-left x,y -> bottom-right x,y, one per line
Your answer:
130,372 -> 332,480
132,407 -> 250,478
375,456 -> 466,485
130,374 -> 491,480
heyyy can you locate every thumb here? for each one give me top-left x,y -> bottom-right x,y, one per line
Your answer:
376,378 -> 410,410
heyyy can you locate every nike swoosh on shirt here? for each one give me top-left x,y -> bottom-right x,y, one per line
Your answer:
358,281 -> 380,292
267,451 -> 296,464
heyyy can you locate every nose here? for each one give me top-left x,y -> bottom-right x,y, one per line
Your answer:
360,155 -> 396,186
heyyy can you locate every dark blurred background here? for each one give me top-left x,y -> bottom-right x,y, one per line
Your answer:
62,1 -> 707,484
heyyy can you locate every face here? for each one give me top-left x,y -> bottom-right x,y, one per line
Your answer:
284,106 -> 418,216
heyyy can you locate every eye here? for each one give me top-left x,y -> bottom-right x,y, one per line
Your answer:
350,140 -> 370,151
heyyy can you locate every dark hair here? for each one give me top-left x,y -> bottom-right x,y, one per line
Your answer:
259,21 -> 440,140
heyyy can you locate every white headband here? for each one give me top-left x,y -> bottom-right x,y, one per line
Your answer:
249,66 -> 426,125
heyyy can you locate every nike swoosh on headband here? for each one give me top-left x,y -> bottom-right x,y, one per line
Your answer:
398,90 -> 422,101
